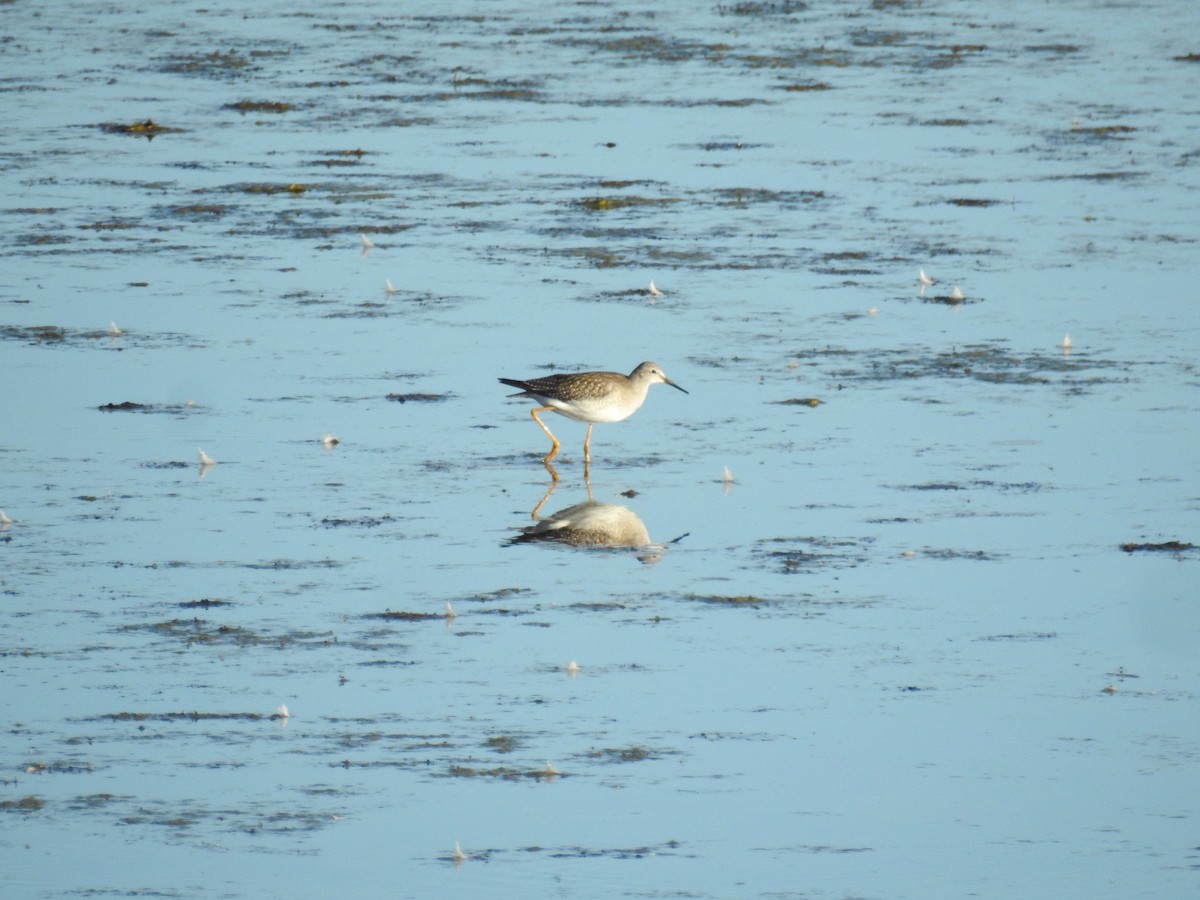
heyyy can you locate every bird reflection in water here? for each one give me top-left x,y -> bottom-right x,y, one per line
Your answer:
509,480 -> 683,564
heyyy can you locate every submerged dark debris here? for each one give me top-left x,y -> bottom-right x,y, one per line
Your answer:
1119,540 -> 1195,553
98,401 -> 147,411
101,711 -> 272,722
446,763 -> 561,781
536,840 -> 684,860
320,515 -> 397,528
99,402 -> 198,414
976,632 -> 1058,642
687,594 -> 770,606
585,287 -> 670,304
386,392 -> 450,403
924,292 -> 974,305
21,761 -> 93,774
920,548 -> 1000,561
895,480 -> 1044,494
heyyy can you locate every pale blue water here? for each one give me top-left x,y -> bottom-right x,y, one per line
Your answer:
2,1 -> 1199,897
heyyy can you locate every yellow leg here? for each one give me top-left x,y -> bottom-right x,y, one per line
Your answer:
530,407 -> 561,463
531,479 -> 559,518
583,423 -> 593,462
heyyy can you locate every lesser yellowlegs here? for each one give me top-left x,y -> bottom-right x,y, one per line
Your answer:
499,361 -> 687,465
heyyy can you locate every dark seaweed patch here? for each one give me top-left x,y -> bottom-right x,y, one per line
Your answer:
779,81 -> 832,92
484,735 -> 519,753
1070,124 -> 1137,140
118,801 -> 332,836
159,49 -> 265,78
0,796 -> 44,812
1,324 -> 67,343
578,196 -> 680,212
809,341 -> 1129,391
586,745 -> 667,763
120,619 -> 265,646
98,119 -> 182,138
717,1 -> 808,14
364,610 -> 445,621
777,397 -> 822,407
170,203 -> 229,217
67,794 -> 126,810
713,187 -> 825,206
224,100 -> 295,114
753,536 -> 873,574
583,35 -> 732,65
224,182 -> 308,195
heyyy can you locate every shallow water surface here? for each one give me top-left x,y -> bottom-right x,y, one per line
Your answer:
2,0 -> 1199,897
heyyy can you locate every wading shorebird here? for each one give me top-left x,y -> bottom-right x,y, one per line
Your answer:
499,361 -> 687,467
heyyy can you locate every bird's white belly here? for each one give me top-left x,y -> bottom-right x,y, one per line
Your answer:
546,398 -> 636,423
